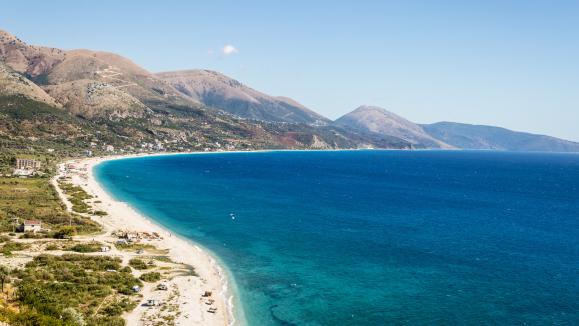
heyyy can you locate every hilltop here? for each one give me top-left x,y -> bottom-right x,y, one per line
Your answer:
156,69 -> 329,125
334,105 -> 451,149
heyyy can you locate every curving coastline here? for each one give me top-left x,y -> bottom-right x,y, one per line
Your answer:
59,154 -> 243,326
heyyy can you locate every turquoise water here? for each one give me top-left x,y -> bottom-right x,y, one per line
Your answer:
95,150 -> 579,325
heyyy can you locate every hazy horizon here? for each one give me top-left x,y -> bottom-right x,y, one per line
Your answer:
2,0 -> 578,141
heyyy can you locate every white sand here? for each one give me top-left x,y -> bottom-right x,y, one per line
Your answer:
58,154 -> 238,326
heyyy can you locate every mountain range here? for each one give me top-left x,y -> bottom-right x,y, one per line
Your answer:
1,29 -> 577,154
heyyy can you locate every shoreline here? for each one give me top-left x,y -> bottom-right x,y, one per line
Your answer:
59,148 -> 422,325
60,153 -> 242,326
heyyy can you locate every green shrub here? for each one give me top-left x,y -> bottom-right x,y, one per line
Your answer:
45,244 -> 58,251
53,226 -> 75,239
139,272 -> 161,282
68,242 -> 102,253
128,258 -> 148,270
9,254 -> 141,324
1,241 -> 29,256
19,232 -> 48,239
61,307 -> 86,326
120,266 -> 132,273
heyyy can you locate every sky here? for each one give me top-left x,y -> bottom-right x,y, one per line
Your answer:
2,1 -> 578,140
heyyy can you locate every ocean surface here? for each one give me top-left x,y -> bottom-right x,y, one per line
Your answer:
95,150 -> 579,325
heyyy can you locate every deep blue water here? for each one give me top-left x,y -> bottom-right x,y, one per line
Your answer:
95,150 -> 579,325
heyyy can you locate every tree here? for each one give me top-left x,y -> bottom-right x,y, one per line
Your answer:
62,307 -> 86,326
53,226 -> 75,239
0,265 -> 10,292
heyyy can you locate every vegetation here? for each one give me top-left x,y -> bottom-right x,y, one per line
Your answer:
139,272 -> 161,282
1,241 -> 30,256
2,254 -> 141,325
115,242 -> 166,254
59,181 -> 92,214
53,225 -> 77,239
128,258 -> 150,270
67,241 -> 103,253
0,265 -> 10,292
0,176 -> 100,235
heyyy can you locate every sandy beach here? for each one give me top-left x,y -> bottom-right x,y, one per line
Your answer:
56,154 -> 237,326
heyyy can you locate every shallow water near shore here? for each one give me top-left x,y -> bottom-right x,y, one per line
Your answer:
95,150 -> 579,325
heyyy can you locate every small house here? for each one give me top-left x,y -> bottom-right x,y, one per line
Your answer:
100,246 -> 110,252
21,220 -> 42,233
146,299 -> 159,307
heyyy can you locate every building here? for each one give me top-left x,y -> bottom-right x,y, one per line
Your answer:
21,220 -> 42,233
105,145 -> 115,152
15,158 -> 41,170
13,169 -> 34,177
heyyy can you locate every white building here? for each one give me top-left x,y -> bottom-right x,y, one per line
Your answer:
22,220 -> 42,233
15,158 -> 41,170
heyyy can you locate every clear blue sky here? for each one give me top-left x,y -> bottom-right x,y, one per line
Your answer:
2,1 -> 578,140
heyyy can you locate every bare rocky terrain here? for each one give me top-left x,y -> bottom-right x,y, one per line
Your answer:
157,69 -> 330,125
0,63 -> 59,106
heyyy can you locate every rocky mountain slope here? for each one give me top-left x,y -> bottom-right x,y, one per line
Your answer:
334,105 -> 451,148
156,70 -> 330,125
43,79 -> 150,119
0,30 -> 65,78
0,30 -> 411,154
0,62 -> 59,106
1,29 -> 198,115
422,122 -> 579,152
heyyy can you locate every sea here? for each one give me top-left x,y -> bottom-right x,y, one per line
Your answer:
94,150 -> 579,325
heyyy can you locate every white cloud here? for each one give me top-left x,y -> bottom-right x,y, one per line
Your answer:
222,44 -> 238,55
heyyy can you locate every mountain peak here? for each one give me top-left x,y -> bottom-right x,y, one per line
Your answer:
355,105 -> 388,111
335,105 -> 451,148
156,69 -> 329,124
351,105 -> 400,116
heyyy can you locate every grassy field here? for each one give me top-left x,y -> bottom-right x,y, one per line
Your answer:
0,176 -> 100,235
59,181 -> 93,214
